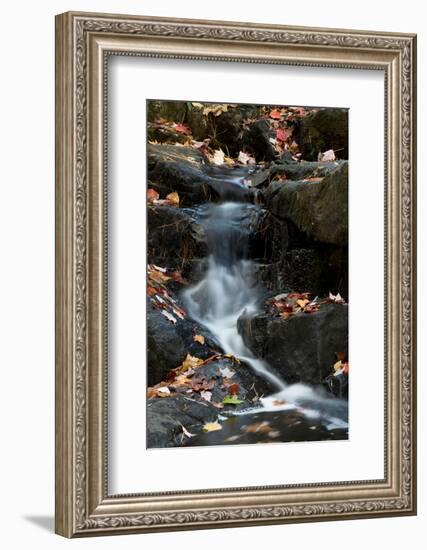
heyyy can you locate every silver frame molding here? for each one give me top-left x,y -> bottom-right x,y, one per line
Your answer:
55,11 -> 417,538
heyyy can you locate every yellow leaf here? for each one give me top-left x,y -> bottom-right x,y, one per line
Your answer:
181,353 -> 203,371
193,334 -> 205,345
297,298 -> 310,309
166,191 -> 180,206
333,360 -> 343,372
203,421 -> 222,433
211,149 -> 225,165
149,269 -> 171,284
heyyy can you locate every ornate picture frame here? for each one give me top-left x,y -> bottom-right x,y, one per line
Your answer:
55,11 -> 417,537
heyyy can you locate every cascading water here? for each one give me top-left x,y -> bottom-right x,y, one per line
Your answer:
183,202 -> 286,390
182,171 -> 348,444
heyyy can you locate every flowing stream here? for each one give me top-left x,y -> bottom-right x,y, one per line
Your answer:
182,169 -> 348,445
183,201 -> 285,390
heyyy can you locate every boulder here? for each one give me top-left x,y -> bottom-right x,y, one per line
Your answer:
148,144 -> 216,206
147,205 -> 208,273
269,159 -> 345,181
146,356 -> 269,448
147,302 -> 220,386
267,163 -> 348,246
147,100 -> 187,124
241,119 -> 277,162
147,396 -> 217,448
237,303 -> 348,385
294,108 -> 349,161
147,123 -> 190,144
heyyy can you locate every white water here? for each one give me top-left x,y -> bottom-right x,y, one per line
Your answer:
183,202 -> 285,390
183,200 -> 348,429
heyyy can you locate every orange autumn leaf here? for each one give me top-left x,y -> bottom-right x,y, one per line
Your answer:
228,383 -> 240,395
147,188 -> 159,203
166,191 -> 180,206
269,109 -> 282,120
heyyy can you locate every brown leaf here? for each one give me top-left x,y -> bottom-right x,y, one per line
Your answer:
149,269 -> 171,284
245,421 -> 271,434
228,383 -> 240,395
193,334 -> 205,345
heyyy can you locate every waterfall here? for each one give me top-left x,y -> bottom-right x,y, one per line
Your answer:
183,201 -> 286,391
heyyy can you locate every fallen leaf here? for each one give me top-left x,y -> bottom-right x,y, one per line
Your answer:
269,109 -> 282,120
202,104 -> 230,117
276,127 -> 292,142
319,149 -> 336,162
193,334 -> 205,345
181,425 -> 196,438
219,366 -> 235,379
222,395 -> 244,405
225,435 -> 240,442
203,421 -> 222,432
342,362 -> 349,374
237,151 -> 256,164
200,390 -> 212,402
245,421 -> 271,433
329,292 -> 345,304
173,123 -> 191,135
297,298 -> 310,309
273,399 -> 286,406
333,360 -> 343,372
171,270 -> 186,284
212,149 -> 225,165
165,191 -> 180,206
147,188 -> 159,203
149,269 -> 171,284
160,310 -> 177,324
174,374 -> 192,386
181,353 -> 204,371
228,383 -> 240,395
156,386 -> 171,397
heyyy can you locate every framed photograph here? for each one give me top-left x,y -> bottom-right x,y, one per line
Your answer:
55,11 -> 417,537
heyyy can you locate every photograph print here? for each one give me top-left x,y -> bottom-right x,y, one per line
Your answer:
146,100 -> 349,449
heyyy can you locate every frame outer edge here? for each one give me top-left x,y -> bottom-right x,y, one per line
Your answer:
55,10 -> 417,537
55,12 -> 75,538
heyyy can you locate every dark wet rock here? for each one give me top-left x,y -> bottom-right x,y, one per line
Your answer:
280,246 -> 348,299
148,205 -> 208,272
237,303 -> 348,385
147,301 -> 220,386
241,119 -> 277,162
266,163 -> 348,246
147,123 -> 190,144
148,144 -> 215,206
147,395 -> 217,448
293,108 -> 349,161
147,100 -> 188,124
251,210 -> 289,263
146,356 -> 269,447
269,159 -> 346,181
194,358 -> 272,408
148,144 -> 256,205
203,105 -> 263,155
